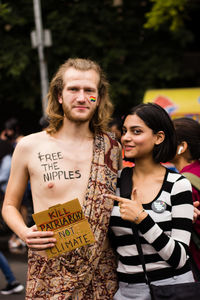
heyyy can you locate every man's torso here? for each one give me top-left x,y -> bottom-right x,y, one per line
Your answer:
25,131 -> 93,212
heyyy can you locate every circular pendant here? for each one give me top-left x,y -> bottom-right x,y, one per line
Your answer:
151,200 -> 167,213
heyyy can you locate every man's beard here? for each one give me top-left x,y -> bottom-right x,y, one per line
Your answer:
62,102 -> 95,124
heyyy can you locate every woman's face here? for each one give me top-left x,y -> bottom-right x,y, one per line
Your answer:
121,114 -> 159,160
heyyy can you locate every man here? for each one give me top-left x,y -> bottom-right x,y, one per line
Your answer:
2,58 -> 122,299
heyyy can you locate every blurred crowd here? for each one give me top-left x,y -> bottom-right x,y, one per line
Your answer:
0,116 -> 48,295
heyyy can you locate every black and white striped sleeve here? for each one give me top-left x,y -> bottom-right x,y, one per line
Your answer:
137,176 -> 193,269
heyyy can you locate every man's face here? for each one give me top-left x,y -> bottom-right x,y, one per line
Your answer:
58,67 -> 100,123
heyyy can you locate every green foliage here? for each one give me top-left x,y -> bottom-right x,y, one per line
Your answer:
144,0 -> 188,31
0,0 -> 199,132
0,3 -> 11,18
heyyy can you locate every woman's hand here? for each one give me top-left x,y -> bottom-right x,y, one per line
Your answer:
21,224 -> 56,250
105,189 -> 148,224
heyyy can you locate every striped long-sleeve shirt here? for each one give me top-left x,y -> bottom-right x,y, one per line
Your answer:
109,167 -> 194,283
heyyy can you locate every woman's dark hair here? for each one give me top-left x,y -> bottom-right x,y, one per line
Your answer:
173,117 -> 200,160
123,103 -> 177,163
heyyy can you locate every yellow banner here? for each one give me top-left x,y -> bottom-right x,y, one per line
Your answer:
143,88 -> 200,120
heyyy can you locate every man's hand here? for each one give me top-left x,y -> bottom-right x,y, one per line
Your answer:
22,225 -> 56,250
193,201 -> 200,223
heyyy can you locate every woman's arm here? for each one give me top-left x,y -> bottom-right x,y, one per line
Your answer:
137,177 -> 193,269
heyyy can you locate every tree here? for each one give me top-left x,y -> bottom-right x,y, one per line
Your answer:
0,0 -> 41,133
144,0 -> 188,32
0,0 -> 199,132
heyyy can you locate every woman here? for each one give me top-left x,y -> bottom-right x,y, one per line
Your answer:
171,117 -> 200,276
106,103 -> 194,300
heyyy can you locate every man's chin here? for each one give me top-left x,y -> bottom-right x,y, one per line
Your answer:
65,114 -> 90,123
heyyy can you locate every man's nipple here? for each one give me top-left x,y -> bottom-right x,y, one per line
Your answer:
48,182 -> 54,189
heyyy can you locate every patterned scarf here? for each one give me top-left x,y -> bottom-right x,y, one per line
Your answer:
26,132 -> 121,299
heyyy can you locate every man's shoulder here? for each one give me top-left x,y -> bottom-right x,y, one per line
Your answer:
103,131 -> 120,145
16,131 -> 48,149
21,131 -> 46,141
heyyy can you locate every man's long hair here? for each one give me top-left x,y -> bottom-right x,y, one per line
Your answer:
46,58 -> 113,134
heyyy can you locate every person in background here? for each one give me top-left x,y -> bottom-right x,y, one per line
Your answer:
0,118 -> 22,146
0,251 -> 24,295
39,115 -> 49,131
0,138 -> 13,235
106,103 -> 194,300
109,117 -> 134,168
109,118 -> 122,142
171,117 -> 200,278
0,139 -> 13,196
0,119 -> 28,251
0,139 -> 24,295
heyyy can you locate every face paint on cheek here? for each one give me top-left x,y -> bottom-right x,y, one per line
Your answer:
89,96 -> 96,103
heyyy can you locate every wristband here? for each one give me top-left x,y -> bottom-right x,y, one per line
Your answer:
133,209 -> 145,222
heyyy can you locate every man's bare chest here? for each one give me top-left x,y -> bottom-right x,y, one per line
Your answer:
37,150 -> 86,183
28,144 -> 93,205
29,140 -> 93,175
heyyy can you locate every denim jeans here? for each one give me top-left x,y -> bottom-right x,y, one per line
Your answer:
0,251 -> 16,284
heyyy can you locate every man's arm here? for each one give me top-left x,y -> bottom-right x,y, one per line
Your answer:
2,139 -> 56,250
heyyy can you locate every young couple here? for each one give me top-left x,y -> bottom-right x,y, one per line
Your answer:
2,58 -> 198,299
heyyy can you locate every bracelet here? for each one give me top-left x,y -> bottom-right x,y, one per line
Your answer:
133,209 -> 145,222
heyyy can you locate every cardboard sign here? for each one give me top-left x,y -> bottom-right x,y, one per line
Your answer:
32,198 -> 95,258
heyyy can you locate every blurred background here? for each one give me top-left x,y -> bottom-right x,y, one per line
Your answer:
0,0 -> 200,133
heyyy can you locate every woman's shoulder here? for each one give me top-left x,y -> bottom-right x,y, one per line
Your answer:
165,168 -> 192,193
165,167 -> 185,182
119,166 -> 134,177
